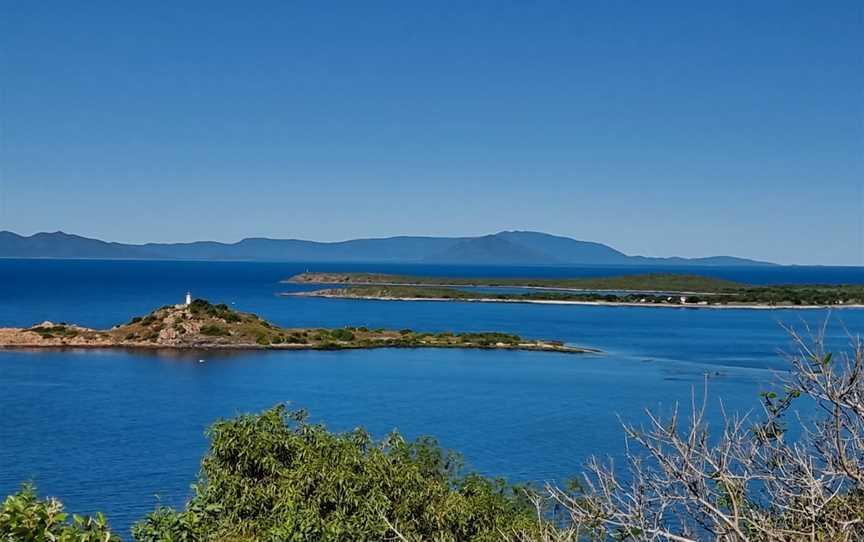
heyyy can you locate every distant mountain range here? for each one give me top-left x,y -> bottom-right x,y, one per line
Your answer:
0,230 -> 775,266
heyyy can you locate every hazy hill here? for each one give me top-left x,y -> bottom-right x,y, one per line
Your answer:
423,235 -> 556,264
0,230 -> 774,266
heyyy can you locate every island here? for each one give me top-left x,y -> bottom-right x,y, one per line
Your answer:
284,272 -> 864,309
0,299 -> 594,354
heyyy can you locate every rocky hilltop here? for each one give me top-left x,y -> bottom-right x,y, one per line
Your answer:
0,299 -> 594,354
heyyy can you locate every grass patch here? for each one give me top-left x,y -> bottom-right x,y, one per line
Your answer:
200,325 -> 231,337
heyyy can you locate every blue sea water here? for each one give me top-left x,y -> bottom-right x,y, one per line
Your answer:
0,259 -> 862,535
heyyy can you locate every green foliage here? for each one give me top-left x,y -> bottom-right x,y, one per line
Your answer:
225,312 -> 242,323
255,333 -> 270,346
288,333 -> 307,344
0,484 -> 119,542
292,271 -> 745,292
199,325 -> 230,337
304,272 -> 864,306
133,405 -> 540,541
335,283 -> 864,307
458,332 -> 522,345
756,387 -> 802,441
315,341 -> 343,350
328,328 -> 355,341
188,299 -> 242,323
25,325 -> 79,339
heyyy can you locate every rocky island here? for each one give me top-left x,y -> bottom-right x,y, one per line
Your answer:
0,298 -> 593,354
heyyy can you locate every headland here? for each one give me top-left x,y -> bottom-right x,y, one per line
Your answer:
285,272 -> 864,309
0,298 -> 594,354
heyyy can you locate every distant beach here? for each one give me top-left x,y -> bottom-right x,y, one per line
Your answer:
286,290 -> 864,310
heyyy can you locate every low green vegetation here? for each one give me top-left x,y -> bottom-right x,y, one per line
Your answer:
328,328 -> 356,341
188,299 -> 242,323
307,283 -> 864,307
289,271 -> 745,292
458,332 -> 521,345
24,324 -> 80,339
199,324 -> 231,336
290,272 -> 864,306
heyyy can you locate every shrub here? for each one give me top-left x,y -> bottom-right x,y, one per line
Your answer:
0,484 -> 120,541
132,406 -> 540,541
329,328 -> 356,341
459,332 -> 521,344
189,299 -> 243,323
199,325 -> 230,337
26,325 -> 79,339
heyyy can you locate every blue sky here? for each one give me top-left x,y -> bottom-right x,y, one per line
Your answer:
1,1 -> 861,265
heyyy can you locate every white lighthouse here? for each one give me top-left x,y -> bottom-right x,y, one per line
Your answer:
185,292 -> 192,306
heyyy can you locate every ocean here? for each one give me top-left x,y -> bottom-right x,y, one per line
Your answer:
1,259 -> 862,535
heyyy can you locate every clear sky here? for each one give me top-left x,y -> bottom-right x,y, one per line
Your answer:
1,1 -> 861,265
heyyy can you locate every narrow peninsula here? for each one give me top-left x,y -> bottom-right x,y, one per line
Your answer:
0,299 -> 593,354
285,272 -> 864,309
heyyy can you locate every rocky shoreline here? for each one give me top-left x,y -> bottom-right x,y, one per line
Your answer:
0,299 -> 596,355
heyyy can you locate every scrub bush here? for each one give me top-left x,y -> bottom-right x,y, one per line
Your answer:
0,484 -> 120,542
132,406 -> 539,541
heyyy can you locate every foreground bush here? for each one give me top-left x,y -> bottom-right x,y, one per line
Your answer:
131,406 -> 540,541
553,329 -> 864,541
0,484 -> 119,541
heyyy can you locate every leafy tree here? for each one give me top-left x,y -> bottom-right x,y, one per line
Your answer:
132,406 -> 540,541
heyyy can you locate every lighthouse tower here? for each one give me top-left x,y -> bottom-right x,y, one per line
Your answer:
185,292 -> 192,306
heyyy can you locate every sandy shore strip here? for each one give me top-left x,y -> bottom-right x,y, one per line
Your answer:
284,292 -> 864,310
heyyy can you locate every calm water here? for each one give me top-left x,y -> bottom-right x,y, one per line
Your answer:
1,260 -> 862,535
